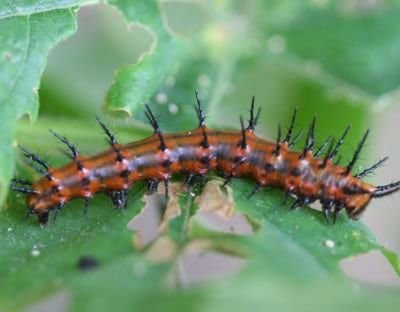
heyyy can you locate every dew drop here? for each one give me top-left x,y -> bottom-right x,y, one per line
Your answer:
324,239 -> 335,248
31,246 -> 40,257
156,92 -> 168,104
168,103 -> 178,114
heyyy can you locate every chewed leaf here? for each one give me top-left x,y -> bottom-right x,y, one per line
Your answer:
196,180 -> 235,218
232,178 -> 384,272
0,9 -> 77,206
128,182 -> 182,250
104,0 -> 186,117
2,1 -> 400,310
381,247 -> 400,278
104,36 -> 185,117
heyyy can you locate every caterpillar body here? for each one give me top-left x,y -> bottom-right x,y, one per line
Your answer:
11,94 -> 400,225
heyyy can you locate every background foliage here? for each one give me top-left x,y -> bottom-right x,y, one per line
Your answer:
1,0 -> 400,311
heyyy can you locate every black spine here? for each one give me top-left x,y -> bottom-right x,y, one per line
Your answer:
10,178 -> 36,194
194,90 -> 206,127
247,96 -> 261,131
49,129 -> 82,170
96,117 -> 117,145
314,136 -> 332,158
355,157 -> 388,179
83,197 -> 90,216
329,125 -> 351,160
284,107 -> 298,143
145,105 -> 166,151
19,146 -> 49,170
321,139 -> 335,168
10,185 -> 37,194
19,146 -> 52,180
345,129 -> 369,175
301,117 -> 316,158
96,117 -> 124,161
288,129 -> 303,148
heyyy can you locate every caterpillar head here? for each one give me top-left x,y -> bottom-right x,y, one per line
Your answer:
345,180 -> 400,220
27,192 -> 54,224
26,181 -> 66,225
344,192 -> 373,220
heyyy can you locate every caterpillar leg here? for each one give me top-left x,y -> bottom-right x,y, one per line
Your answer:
109,190 -> 129,209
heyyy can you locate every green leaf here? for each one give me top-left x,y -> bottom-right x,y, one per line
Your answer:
196,226 -> 400,312
129,56 -> 220,132
2,1 -> 400,310
230,179 -> 379,273
70,255 -> 198,311
381,247 -> 400,277
0,1 -> 81,18
0,118 -> 149,310
0,0 -> 194,207
103,0 -> 186,117
0,8 -> 77,206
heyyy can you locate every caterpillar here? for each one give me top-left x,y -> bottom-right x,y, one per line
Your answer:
10,92 -> 400,225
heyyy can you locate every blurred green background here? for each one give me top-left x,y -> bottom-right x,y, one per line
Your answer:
1,0 -> 400,310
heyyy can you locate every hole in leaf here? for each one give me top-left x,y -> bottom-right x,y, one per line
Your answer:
40,4 -> 153,117
176,247 -> 246,288
340,250 -> 400,286
26,291 -> 70,312
128,180 -> 251,286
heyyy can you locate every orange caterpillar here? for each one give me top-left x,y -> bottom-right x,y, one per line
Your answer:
11,93 -> 400,225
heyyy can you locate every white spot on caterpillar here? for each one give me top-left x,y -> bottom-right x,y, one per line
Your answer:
156,92 -> 168,104
168,103 -> 178,114
324,239 -> 335,248
267,35 -> 286,54
7,227 -> 12,232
